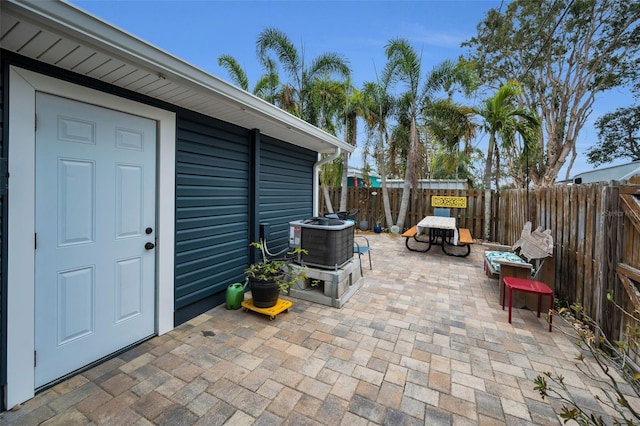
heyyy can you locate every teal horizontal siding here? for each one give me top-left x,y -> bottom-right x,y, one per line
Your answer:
174,115 -> 318,322
175,114 -> 251,312
259,137 -> 316,250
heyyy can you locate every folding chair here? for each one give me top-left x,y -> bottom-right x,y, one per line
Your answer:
434,208 -> 451,217
354,236 -> 372,275
433,208 -> 453,242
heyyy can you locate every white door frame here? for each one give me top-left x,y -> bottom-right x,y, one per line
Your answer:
6,66 -> 176,408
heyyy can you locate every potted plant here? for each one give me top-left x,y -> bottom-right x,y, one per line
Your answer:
373,216 -> 384,233
244,242 -> 307,308
358,197 -> 370,231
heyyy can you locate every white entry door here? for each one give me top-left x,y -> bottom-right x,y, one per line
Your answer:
34,93 -> 157,387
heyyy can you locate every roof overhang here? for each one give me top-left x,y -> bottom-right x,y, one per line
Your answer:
0,0 -> 354,154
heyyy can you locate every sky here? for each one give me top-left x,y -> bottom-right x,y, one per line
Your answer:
71,0 -> 636,181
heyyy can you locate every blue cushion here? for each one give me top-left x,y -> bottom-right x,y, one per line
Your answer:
484,251 -> 526,273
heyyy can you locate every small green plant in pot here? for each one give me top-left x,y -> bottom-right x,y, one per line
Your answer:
373,215 -> 384,233
244,242 -> 307,308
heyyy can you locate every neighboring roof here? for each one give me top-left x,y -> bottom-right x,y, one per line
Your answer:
384,179 -> 469,190
0,0 -> 354,154
347,167 -> 380,179
570,160 -> 640,184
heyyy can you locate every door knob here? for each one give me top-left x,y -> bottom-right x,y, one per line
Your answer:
145,242 -> 155,250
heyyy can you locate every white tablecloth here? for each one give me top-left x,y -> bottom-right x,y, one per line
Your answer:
416,216 -> 458,245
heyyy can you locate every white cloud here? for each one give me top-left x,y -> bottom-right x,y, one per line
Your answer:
402,23 -> 468,49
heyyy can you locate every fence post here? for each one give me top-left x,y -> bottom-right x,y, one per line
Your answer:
598,182 -> 623,341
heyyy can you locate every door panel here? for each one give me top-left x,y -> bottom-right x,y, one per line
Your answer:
115,257 -> 143,322
116,164 -> 143,238
35,93 -> 157,387
57,159 -> 95,246
57,266 -> 95,344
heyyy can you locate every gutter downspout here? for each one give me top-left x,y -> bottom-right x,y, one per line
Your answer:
313,148 -> 341,217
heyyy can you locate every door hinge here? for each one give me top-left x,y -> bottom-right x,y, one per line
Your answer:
34,350 -> 37,367
34,233 -> 37,250
35,114 -> 38,131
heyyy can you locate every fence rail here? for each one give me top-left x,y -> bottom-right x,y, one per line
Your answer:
321,177 -> 640,342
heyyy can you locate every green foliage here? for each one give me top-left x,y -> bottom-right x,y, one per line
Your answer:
245,242 -> 308,292
217,55 -> 249,91
535,295 -> 640,424
217,54 -> 280,103
586,106 -> 640,167
256,27 -> 351,125
429,147 -> 483,187
382,48 -> 477,189
463,0 -> 640,185
380,41 -> 479,229
474,80 -> 540,190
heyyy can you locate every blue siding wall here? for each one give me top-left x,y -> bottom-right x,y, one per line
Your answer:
174,126 -> 316,323
175,115 -> 251,323
259,136 -> 316,252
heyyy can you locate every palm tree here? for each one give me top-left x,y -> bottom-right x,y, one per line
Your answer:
256,27 -> 351,124
306,77 -> 346,135
424,98 -> 477,155
338,81 -> 363,212
387,92 -> 413,179
255,27 -> 351,215
423,97 -> 478,182
309,77 -> 350,214
475,80 -> 540,240
383,38 -> 476,231
361,81 -> 395,229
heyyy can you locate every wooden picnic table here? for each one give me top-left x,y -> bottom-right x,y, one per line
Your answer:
402,216 -> 472,257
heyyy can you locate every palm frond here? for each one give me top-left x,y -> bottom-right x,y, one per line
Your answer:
384,38 -> 421,95
257,27 -> 301,87
307,53 -> 351,81
217,54 -> 249,91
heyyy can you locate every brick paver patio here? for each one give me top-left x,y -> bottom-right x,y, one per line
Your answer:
0,233 -> 617,425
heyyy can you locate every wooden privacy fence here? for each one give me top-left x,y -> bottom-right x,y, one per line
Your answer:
319,187 -> 494,239
494,178 -> 640,342
322,178 -> 640,344
496,184 -> 605,329
609,178 -> 640,349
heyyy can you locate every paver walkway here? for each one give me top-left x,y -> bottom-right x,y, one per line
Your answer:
0,233 -> 619,425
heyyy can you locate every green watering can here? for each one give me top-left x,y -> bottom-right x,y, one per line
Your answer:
226,279 -> 248,310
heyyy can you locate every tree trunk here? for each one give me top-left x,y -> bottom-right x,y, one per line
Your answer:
339,152 -> 349,211
323,185 -> 334,214
380,164 -> 393,229
396,166 -> 412,231
494,148 -> 500,191
377,129 -> 394,230
483,133 -> 496,240
484,189 -> 491,242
